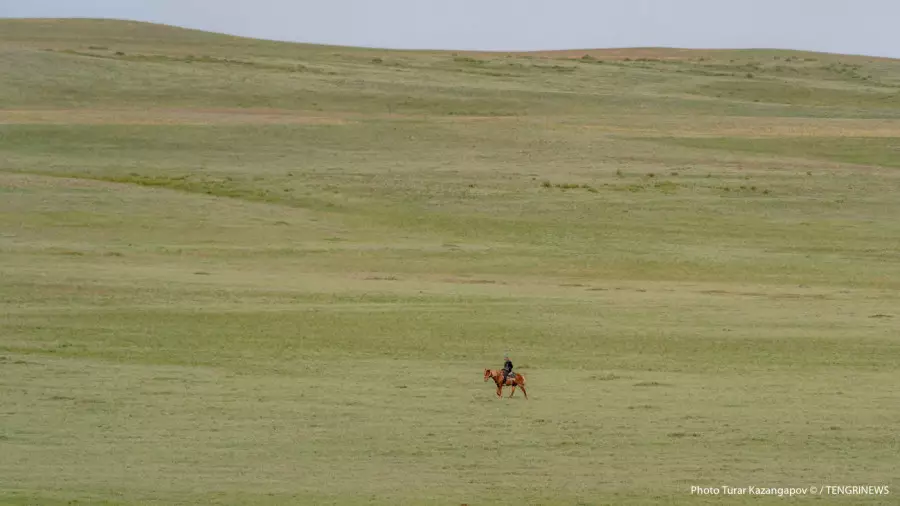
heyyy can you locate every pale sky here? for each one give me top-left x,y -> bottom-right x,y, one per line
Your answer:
2,0 -> 899,58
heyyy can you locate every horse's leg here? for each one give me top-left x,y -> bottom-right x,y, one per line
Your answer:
509,384 -> 517,398
496,383 -> 502,398
520,384 -> 528,400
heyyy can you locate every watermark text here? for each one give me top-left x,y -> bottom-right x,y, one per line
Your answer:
690,485 -> 890,497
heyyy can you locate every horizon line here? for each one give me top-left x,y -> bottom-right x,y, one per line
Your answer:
3,16 -> 898,61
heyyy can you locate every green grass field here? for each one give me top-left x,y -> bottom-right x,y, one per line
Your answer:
2,18 -> 899,505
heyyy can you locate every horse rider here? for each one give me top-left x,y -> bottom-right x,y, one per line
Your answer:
502,354 -> 514,385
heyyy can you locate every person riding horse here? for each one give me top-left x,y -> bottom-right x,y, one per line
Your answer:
502,354 -> 514,385
483,360 -> 528,400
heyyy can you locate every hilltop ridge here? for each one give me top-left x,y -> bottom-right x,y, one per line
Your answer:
1,18 -> 898,117
1,18 -> 896,62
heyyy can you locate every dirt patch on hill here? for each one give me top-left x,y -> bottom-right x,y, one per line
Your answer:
456,47 -> 723,61
457,47 -> 897,64
581,116 -> 900,138
528,48 -> 721,61
0,108 -> 354,126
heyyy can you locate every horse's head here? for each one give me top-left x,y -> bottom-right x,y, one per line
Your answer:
484,369 -> 492,382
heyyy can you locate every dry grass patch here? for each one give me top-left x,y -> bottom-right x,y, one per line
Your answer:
0,108 -> 354,125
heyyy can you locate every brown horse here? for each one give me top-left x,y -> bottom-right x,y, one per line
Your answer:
484,369 -> 528,399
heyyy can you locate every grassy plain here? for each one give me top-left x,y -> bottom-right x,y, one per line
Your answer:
1,18 -> 899,505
